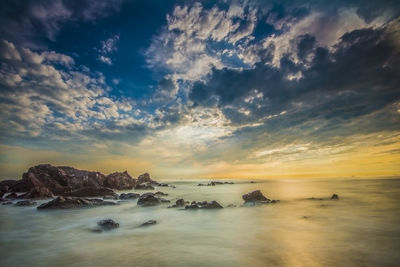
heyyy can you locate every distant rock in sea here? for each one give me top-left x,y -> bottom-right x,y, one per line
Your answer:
140,220 -> 157,227
242,190 -> 279,204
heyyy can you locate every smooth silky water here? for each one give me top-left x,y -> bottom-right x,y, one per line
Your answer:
1,178 -> 399,267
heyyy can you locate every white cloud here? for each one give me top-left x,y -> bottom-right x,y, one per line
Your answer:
0,39 -> 138,138
97,34 -> 119,65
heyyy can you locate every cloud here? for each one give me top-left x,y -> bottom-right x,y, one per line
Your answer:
97,34 -> 119,65
0,0 -> 124,44
145,2 -> 258,82
0,39 -> 145,142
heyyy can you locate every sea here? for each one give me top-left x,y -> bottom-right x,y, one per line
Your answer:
1,178 -> 399,267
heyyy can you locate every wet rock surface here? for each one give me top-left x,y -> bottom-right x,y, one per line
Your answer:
119,193 -> 140,200
137,193 -> 170,206
15,200 -> 37,206
97,219 -> 119,230
37,196 -> 117,210
185,200 -> 223,209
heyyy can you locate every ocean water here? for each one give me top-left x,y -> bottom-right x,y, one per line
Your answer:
0,178 -> 399,267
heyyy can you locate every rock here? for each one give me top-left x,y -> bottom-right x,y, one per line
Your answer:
103,195 -> 119,200
0,179 -> 17,193
137,193 -> 169,206
37,196 -> 117,210
105,171 -> 136,190
198,183 -> 205,186
4,192 -> 19,199
157,183 -> 169,187
62,187 -> 116,198
155,191 -> 168,196
176,198 -> 185,207
242,190 -> 270,203
15,200 -> 36,206
97,219 -> 119,230
185,200 -> 223,209
134,183 -> 155,190
140,220 -> 157,227
23,186 -> 53,199
2,201 -> 13,205
331,194 -> 339,200
119,193 -> 140,200
137,173 -> 152,184
270,200 -> 280,203
250,181 -> 256,183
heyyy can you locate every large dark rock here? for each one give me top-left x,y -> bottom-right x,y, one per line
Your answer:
105,171 -> 136,190
15,200 -> 37,206
37,196 -> 117,210
135,183 -> 155,190
242,190 -> 270,203
97,219 -> 119,230
137,193 -> 169,206
185,200 -> 223,209
62,187 -> 116,198
119,192 -> 140,200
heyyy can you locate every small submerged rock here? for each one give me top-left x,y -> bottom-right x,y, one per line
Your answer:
2,201 -> 13,205
37,196 -> 117,210
15,200 -> 37,206
226,204 -> 237,208
307,194 -> 340,201
168,198 -> 186,208
137,193 -> 170,206
119,192 -> 140,200
97,219 -> 119,230
185,200 -> 223,209
242,190 -> 279,204
155,191 -> 168,196
140,220 -> 157,227
135,183 -> 155,190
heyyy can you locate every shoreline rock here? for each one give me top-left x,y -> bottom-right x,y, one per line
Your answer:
37,196 -> 117,210
137,193 -> 170,206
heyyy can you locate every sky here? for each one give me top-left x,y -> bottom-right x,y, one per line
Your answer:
0,0 -> 399,180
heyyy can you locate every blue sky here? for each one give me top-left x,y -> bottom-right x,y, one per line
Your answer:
0,0 -> 400,179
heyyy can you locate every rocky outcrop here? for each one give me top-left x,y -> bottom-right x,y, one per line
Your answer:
105,171 -> 136,190
37,196 -> 117,210
185,200 -> 223,209
242,190 -> 278,204
140,220 -> 157,227
0,164 -> 156,199
137,193 -> 170,206
97,219 -> 119,230
119,192 -> 140,200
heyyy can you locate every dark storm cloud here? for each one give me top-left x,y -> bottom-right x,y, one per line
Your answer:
0,0 -> 123,44
189,23 -> 400,138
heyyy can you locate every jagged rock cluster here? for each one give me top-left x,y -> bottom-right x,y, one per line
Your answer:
0,164 -> 164,200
